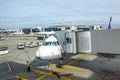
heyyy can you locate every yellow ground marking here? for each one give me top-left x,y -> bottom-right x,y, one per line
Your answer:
15,76 -> 27,80
33,69 -> 53,75
34,54 -> 90,80
15,54 -> 90,80
51,64 -> 84,73
63,65 -> 84,72
60,77 -> 71,80
53,54 -> 90,72
36,75 -> 71,80
33,70 -> 71,80
67,54 -> 90,65
36,75 -> 47,80
52,67 -> 63,72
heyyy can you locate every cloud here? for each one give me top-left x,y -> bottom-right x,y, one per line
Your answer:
0,0 -> 120,29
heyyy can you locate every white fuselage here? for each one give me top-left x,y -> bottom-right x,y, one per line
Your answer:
36,35 -> 62,60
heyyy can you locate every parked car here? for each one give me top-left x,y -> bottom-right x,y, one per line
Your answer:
0,45 -> 9,55
17,43 -> 25,49
25,42 -> 40,48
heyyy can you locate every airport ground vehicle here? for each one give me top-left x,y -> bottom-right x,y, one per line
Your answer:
17,43 -> 25,49
0,45 -> 9,55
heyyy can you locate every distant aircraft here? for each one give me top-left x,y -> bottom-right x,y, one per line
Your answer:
36,35 -> 63,67
11,32 -> 25,35
35,31 -> 55,35
108,17 -> 112,29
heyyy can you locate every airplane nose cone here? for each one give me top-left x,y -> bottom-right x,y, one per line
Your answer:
36,49 -> 40,59
36,46 -> 62,60
36,47 -> 48,59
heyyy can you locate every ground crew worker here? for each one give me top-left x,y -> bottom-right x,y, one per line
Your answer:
57,58 -> 63,68
26,61 -> 31,72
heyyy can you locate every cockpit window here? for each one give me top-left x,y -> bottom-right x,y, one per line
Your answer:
42,42 -> 51,46
51,42 -> 56,46
42,41 -> 60,46
56,41 -> 60,45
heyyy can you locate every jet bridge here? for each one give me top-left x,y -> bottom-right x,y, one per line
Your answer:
65,29 -> 120,55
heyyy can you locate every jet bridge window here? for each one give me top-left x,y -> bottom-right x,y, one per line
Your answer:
66,38 -> 71,43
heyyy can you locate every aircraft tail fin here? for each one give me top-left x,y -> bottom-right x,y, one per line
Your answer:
108,17 -> 112,29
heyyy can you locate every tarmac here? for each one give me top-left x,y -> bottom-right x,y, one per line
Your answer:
0,37 -> 120,80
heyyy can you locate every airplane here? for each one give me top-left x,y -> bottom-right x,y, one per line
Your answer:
35,31 -> 55,35
36,35 -> 64,68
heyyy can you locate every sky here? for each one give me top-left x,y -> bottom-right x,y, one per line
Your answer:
0,0 -> 120,29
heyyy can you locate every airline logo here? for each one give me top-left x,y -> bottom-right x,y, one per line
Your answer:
108,17 -> 112,29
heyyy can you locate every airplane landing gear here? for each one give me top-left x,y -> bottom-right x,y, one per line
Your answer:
56,58 -> 64,68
